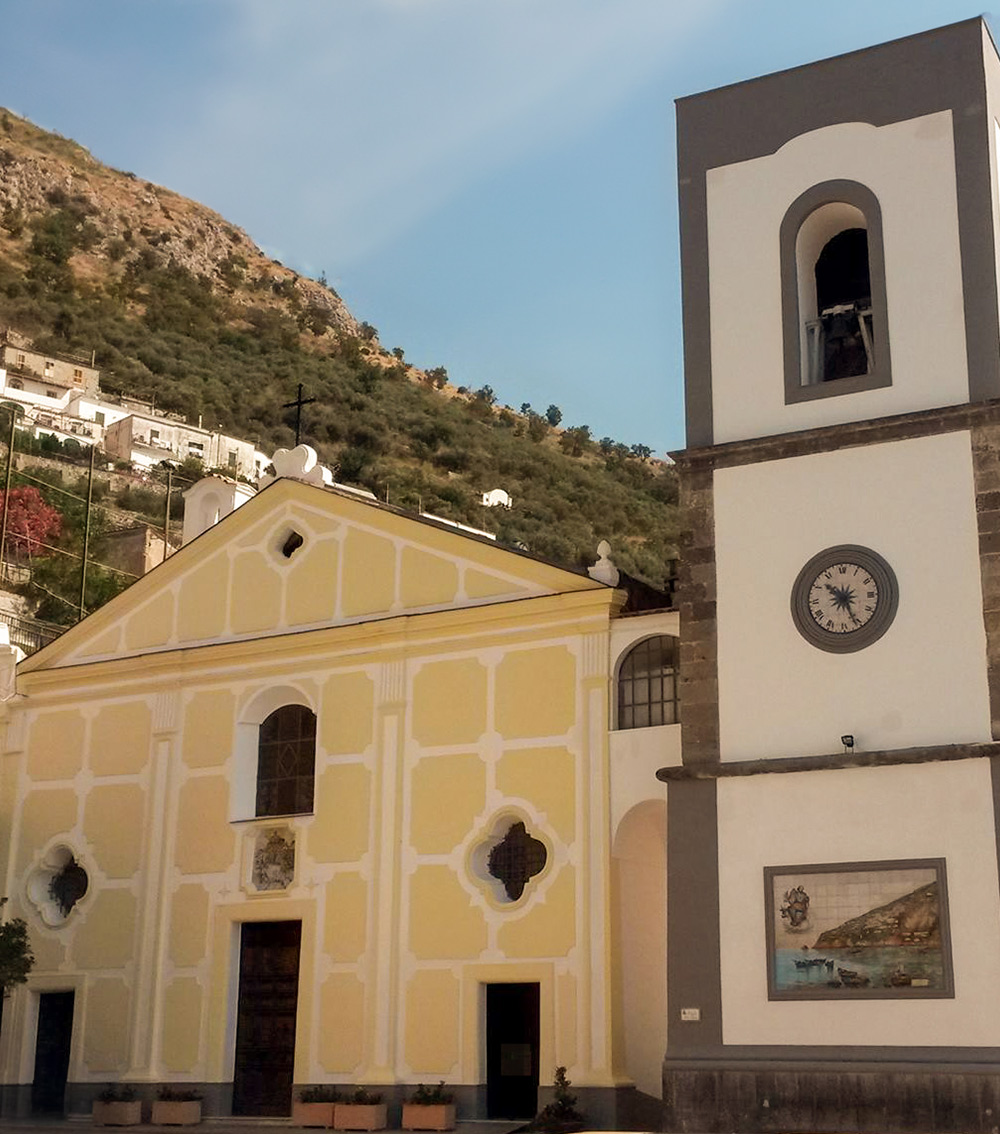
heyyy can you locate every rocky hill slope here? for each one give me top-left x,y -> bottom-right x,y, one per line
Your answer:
0,109 -> 678,591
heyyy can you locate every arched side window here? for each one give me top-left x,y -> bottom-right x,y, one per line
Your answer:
781,180 -> 891,404
256,704 -> 316,817
616,635 -> 678,730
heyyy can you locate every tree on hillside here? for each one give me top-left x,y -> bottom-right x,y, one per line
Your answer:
0,486 -> 62,560
545,405 -> 562,427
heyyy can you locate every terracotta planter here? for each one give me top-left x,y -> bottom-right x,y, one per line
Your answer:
402,1102 -> 456,1131
93,1099 -> 142,1126
151,1099 -> 202,1126
333,1102 -> 387,1131
292,1100 -> 337,1128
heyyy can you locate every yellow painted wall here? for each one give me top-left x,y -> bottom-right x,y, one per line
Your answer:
169,884 -> 211,967
182,690 -> 235,768
175,554 -> 229,642
90,702 -> 152,776
83,978 -> 130,1072
411,754 -> 486,854
26,710 -> 84,781
495,648 -> 576,738
412,659 -> 487,746
318,973 -> 365,1072
286,538 -> 339,626
82,784 -> 145,878
405,970 -> 460,1072
175,777 -> 235,874
72,889 -> 137,969
341,529 -> 395,617
323,874 -> 367,962
410,866 -> 487,960
321,672 -> 373,755
496,747 -> 575,842
497,868 -> 576,958
162,977 -> 203,1072
309,765 -> 370,862
17,789 -> 77,869
123,590 -> 174,652
400,547 -> 459,608
230,552 -> 282,635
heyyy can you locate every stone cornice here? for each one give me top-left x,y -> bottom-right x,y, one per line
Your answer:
671,398 -> 1000,472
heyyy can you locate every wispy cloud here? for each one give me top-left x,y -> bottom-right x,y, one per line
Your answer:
156,0 -> 720,267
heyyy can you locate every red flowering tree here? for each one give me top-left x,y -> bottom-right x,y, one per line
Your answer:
0,486 -> 62,561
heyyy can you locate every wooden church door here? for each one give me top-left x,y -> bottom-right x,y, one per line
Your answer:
486,982 -> 540,1118
232,921 -> 301,1116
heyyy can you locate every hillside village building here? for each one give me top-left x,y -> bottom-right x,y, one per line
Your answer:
0,331 -> 266,480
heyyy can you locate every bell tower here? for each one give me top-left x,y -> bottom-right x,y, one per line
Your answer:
662,19 -> 1000,1133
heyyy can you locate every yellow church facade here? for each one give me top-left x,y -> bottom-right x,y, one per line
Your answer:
0,465 -> 676,1123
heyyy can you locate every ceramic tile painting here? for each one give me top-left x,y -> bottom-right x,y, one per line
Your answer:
764,860 -> 953,1000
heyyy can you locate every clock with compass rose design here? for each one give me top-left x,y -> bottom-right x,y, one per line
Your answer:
790,545 -> 899,653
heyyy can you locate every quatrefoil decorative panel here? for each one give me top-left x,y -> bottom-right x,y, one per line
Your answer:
479,819 -> 548,902
27,845 -> 89,927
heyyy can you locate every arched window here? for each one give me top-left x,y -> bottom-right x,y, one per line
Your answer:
617,635 -> 678,730
256,704 -> 316,817
781,180 -> 891,404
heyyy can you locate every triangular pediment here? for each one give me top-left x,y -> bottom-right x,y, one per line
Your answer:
23,477 -> 606,670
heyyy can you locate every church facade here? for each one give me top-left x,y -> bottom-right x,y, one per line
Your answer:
664,18 -> 1000,1132
0,459 -> 675,1122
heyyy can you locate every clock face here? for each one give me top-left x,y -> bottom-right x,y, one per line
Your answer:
791,545 -> 898,653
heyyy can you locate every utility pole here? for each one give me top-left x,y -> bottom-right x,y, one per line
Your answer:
78,444 -> 95,621
0,409 -> 15,585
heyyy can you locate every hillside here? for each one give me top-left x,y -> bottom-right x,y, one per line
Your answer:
0,109 -> 678,591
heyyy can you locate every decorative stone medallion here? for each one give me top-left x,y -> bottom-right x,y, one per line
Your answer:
250,827 -> 296,892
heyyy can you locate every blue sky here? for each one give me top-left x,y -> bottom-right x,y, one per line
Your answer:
0,1 -> 989,454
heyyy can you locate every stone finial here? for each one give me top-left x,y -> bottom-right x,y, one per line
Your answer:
258,445 -> 334,490
588,539 -> 620,586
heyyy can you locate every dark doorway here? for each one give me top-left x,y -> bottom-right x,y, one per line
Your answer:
232,921 -> 301,1116
486,982 -> 540,1119
32,990 -> 74,1113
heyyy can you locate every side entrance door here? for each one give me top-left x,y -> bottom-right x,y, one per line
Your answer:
486,982 -> 540,1119
32,990 -> 75,1114
232,921 -> 301,1116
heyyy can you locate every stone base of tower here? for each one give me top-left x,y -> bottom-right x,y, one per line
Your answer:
663,1059 -> 1000,1133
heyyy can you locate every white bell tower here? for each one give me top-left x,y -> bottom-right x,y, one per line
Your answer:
663,19 -> 1000,1133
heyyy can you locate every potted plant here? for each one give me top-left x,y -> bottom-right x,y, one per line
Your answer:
402,1082 -> 456,1131
529,1067 -> 585,1134
293,1085 -> 341,1128
334,1087 -> 387,1131
151,1085 -> 203,1126
92,1085 -> 141,1127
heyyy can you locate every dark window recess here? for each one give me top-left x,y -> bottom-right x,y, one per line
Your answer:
49,856 -> 88,918
256,705 -> 316,817
281,530 -> 304,558
810,228 -> 874,383
617,634 -> 678,730
488,822 -> 547,901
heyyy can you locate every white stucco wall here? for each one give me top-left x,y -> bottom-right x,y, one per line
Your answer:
714,430 -> 991,760
706,110 -> 968,444
717,759 -> 1000,1047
